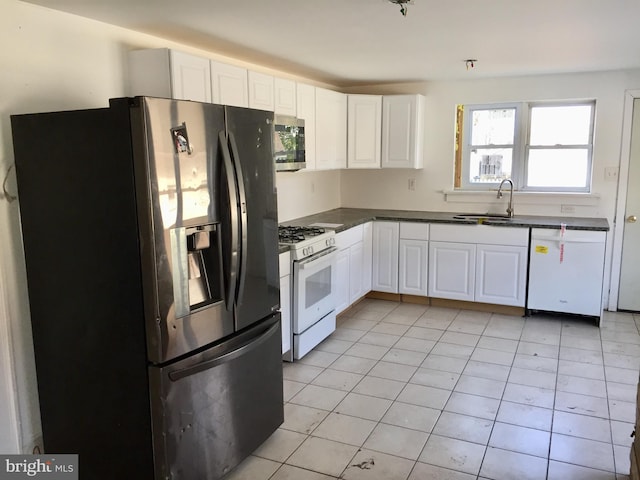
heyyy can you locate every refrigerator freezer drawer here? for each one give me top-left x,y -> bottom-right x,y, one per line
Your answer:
149,314 -> 283,480
528,229 -> 606,317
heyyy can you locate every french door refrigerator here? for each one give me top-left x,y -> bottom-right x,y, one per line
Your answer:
10,97 -> 283,479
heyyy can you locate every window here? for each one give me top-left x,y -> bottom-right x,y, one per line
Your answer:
457,101 -> 595,192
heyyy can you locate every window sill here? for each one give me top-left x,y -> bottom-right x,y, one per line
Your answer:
442,190 -> 600,206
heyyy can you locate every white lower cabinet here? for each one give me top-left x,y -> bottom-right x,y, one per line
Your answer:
428,224 -> 529,307
373,221 -> 428,295
349,242 -> 365,302
335,223 -> 372,314
399,222 -> 429,296
372,222 -> 400,293
428,242 -> 476,301
279,252 -> 291,355
476,244 -> 528,307
362,222 -> 373,293
335,248 -> 351,315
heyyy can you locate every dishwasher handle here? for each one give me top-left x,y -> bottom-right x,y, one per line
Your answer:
531,236 -> 605,244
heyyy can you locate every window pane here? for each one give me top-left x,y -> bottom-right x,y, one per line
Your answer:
530,105 -> 592,145
471,108 -> 516,146
469,148 -> 512,183
527,149 -> 589,188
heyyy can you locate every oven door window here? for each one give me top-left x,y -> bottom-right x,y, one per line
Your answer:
305,265 -> 332,308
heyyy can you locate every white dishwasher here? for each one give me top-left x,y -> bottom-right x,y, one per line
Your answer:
527,228 -> 606,317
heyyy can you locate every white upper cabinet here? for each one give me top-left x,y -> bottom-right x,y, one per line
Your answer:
347,94 -> 382,169
248,71 -> 275,111
128,49 -> 212,103
315,87 -> 347,170
274,78 -> 297,116
210,60 -> 248,107
296,83 -> 316,170
382,94 -> 425,169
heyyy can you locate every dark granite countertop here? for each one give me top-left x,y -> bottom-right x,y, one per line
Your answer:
280,208 -> 609,232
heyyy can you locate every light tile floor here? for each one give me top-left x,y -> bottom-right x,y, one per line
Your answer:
225,299 -> 640,480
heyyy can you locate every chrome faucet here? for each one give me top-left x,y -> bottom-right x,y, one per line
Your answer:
497,179 -> 514,218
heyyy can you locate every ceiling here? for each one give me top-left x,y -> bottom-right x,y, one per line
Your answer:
22,0 -> 640,87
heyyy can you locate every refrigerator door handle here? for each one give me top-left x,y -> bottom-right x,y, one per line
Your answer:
167,319 -> 279,381
219,131 -> 240,311
227,131 -> 248,306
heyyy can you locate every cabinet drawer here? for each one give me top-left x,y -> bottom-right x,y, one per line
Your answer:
400,222 -> 429,240
336,224 -> 364,249
279,252 -> 290,277
430,224 -> 528,246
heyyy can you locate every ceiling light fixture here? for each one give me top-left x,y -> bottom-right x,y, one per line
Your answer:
388,0 -> 413,17
465,59 -> 478,70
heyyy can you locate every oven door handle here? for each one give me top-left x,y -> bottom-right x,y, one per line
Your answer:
297,247 -> 338,269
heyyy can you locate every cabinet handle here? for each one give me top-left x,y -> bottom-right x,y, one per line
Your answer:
628,215 -> 637,223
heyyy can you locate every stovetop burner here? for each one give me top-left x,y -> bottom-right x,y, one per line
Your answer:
278,226 -> 326,244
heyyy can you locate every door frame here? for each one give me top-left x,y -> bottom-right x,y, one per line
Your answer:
608,89 -> 640,311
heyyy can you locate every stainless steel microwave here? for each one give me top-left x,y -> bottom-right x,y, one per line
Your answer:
273,115 -> 305,172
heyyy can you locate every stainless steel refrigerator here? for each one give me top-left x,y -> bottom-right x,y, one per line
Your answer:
11,97 -> 283,479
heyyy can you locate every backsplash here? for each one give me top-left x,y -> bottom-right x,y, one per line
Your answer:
276,170 -> 341,222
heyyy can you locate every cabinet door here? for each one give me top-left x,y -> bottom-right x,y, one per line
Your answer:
210,60 -> 248,107
296,83 -> 316,170
349,242 -> 365,303
362,222 -> 373,293
315,87 -> 347,169
348,95 -> 382,169
475,244 -> 527,307
248,71 -> 275,111
169,50 -> 212,102
428,241 -> 475,301
372,222 -> 399,293
399,239 -> 428,296
279,274 -> 291,354
274,78 -> 297,116
335,248 -> 350,315
381,95 -> 424,169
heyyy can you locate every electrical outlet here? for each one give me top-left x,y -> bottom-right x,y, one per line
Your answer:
408,178 -> 416,191
561,204 -> 576,214
605,166 -> 619,181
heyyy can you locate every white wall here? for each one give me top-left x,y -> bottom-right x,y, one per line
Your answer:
276,170 -> 341,222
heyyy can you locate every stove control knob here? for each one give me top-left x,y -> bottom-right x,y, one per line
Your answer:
308,246 -> 314,255
302,247 -> 308,256
327,238 -> 335,247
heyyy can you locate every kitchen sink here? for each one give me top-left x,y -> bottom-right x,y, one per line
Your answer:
452,214 -> 513,223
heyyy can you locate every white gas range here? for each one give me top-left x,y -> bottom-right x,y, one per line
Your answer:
279,225 -> 338,361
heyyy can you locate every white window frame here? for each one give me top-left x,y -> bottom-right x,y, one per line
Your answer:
460,100 -> 595,193
522,101 -> 596,193
461,102 -> 522,190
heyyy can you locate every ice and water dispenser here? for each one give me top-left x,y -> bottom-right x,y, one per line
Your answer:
170,224 -> 223,319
